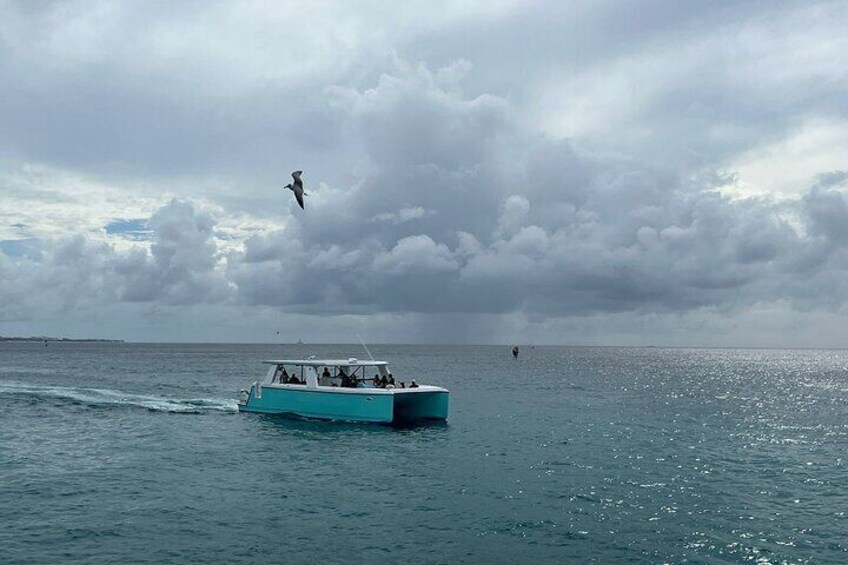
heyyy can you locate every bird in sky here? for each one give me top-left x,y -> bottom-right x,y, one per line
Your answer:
284,170 -> 305,210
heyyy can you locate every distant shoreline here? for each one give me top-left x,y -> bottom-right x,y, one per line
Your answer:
0,337 -> 124,343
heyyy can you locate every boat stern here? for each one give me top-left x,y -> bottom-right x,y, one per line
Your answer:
392,387 -> 449,422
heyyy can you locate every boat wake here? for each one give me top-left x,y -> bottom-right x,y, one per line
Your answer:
0,381 -> 239,414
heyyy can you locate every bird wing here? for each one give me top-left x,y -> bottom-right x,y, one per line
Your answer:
294,185 -> 305,209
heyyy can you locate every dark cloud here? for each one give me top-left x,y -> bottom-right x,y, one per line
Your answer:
222,62 -> 847,321
803,172 -> 848,246
1,2 -> 847,343
0,2 -> 354,188
0,234 -> 118,321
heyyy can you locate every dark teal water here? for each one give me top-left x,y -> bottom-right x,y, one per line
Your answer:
1,343 -> 846,564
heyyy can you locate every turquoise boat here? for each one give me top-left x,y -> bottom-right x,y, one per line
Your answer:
238,358 -> 449,423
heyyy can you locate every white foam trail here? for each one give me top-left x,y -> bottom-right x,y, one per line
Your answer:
0,366 -> 55,375
0,381 -> 238,413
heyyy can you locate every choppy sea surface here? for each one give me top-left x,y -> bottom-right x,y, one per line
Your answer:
1,343 -> 847,564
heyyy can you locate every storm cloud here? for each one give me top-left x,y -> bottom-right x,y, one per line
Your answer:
1,1 -> 847,344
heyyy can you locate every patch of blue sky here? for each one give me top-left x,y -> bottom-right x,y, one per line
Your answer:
0,239 -> 42,260
105,219 -> 151,240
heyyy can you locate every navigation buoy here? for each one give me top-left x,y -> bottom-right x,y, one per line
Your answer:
512,345 -> 519,359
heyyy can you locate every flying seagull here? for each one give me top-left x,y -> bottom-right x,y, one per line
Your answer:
284,170 -> 305,210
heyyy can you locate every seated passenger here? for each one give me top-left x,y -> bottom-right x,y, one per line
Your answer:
387,373 -> 396,387
379,375 -> 388,388
409,380 -> 419,388
278,367 -> 289,383
322,367 -> 331,379
373,373 -> 380,387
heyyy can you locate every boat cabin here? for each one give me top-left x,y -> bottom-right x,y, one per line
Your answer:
264,358 -> 391,388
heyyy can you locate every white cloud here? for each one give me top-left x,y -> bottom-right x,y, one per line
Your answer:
726,119 -> 848,198
371,206 -> 435,224
373,235 -> 458,276
495,195 -> 530,238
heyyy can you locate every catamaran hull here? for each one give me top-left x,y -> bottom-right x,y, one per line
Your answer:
392,390 -> 449,422
238,385 -> 448,423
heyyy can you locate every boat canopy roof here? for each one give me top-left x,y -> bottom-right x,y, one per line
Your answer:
263,359 -> 388,367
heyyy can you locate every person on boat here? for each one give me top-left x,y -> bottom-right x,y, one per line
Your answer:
322,367 -> 331,379
373,373 -> 380,387
278,367 -> 289,383
409,380 -> 419,388
338,368 -> 354,388
387,373 -> 396,387
379,375 -> 388,388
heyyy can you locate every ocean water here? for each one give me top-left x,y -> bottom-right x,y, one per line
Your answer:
1,343 -> 847,564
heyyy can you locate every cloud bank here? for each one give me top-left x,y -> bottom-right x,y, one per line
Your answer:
1,1 -> 847,345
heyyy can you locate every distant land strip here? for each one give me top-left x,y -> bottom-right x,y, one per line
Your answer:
0,336 -> 124,343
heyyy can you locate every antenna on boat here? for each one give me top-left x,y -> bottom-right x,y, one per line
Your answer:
357,333 -> 375,361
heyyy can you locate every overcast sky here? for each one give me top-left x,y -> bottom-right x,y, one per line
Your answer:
1,0 -> 847,346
